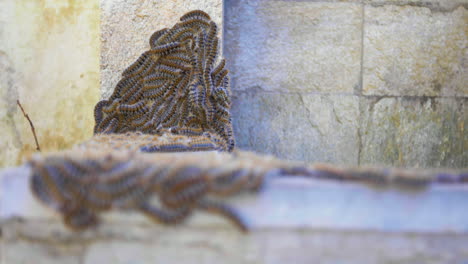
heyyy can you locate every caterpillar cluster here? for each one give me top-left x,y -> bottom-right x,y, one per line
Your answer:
94,10 -> 234,152
28,150 -> 293,232
28,148 -> 466,232
77,131 -> 224,153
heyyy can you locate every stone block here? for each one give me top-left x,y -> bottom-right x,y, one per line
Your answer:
360,97 -> 467,168
0,0 -> 100,167
100,0 -> 223,99
231,92 -> 360,164
5,221 -> 468,264
363,4 -> 468,96
2,241 -> 85,264
224,1 -> 362,93
83,229 -> 257,264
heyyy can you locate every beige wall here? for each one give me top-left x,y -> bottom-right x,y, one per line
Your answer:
0,0 -> 100,167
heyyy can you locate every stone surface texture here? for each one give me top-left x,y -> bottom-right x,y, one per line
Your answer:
224,0 -> 467,167
100,0 -> 223,99
232,92 -> 360,165
363,5 -> 467,96
0,0 -> 100,167
3,217 -> 468,264
224,1 -> 362,93
3,225 -> 467,264
361,97 -> 467,167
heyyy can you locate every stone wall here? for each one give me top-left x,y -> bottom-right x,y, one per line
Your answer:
0,0 -> 465,168
225,0 -> 467,168
1,1 -> 467,263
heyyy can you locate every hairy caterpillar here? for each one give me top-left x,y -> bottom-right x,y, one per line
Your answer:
211,59 -> 225,78
118,101 -> 146,114
180,10 -> 211,22
149,28 -> 169,48
196,199 -> 248,232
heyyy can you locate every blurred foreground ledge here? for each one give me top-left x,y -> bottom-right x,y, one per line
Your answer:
1,165 -> 468,263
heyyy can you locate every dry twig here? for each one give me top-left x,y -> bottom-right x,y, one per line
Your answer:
17,99 -> 41,151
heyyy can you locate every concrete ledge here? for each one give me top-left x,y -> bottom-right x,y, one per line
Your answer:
2,166 -> 468,232
2,166 -> 468,263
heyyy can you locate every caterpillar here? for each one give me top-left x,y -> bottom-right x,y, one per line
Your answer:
139,203 -> 192,225
189,142 -> 218,151
164,54 -> 192,65
208,169 -> 251,196
93,100 -> 108,125
221,76 -> 231,97
165,167 -> 203,189
122,52 -> 150,77
173,19 -> 210,33
147,42 -> 182,55
174,99 -> 190,127
211,59 -> 225,79
196,33 -> 206,74
120,79 -> 144,102
161,181 -> 208,209
124,55 -> 157,79
174,126 -> 204,136
95,115 -> 117,134
144,83 -> 172,100
203,69 -> 214,97
102,118 -> 119,134
142,82 -> 166,92
159,58 -> 191,72
126,88 -> 145,105
165,99 -> 186,128
144,73 -> 174,83
116,78 -> 140,99
214,69 -> 229,87
63,207 -> 99,231
204,22 -> 218,70
130,111 -> 151,128
118,101 -> 146,114
168,27 -> 196,44
180,10 -> 211,22
206,132 -> 228,151
111,182 -> 150,209
140,143 -> 189,153
110,78 -> 132,100
196,199 -> 248,232
154,65 -> 182,77
174,73 -> 191,98
149,28 -> 169,48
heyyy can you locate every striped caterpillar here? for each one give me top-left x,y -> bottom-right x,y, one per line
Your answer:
149,28 -> 169,49
180,10 -> 211,21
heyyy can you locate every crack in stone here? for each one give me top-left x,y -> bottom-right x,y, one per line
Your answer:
299,94 -> 324,137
